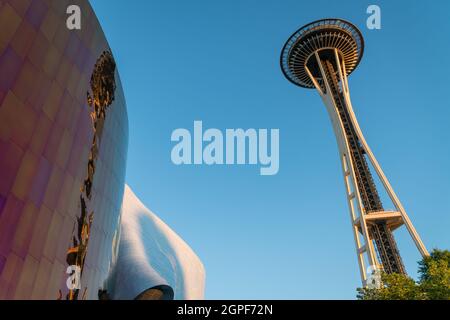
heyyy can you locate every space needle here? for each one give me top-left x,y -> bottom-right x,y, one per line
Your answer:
280,19 -> 429,285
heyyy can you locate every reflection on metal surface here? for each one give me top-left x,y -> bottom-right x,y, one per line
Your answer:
135,285 -> 174,300
64,51 -> 117,300
0,1 -> 128,300
107,186 -> 205,300
0,0 -> 207,300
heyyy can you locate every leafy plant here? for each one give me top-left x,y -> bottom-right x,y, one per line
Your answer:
357,249 -> 450,300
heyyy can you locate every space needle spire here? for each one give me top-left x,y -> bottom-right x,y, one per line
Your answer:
280,18 -> 429,285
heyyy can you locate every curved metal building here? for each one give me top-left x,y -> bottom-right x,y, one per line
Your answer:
106,186 -> 205,300
0,0 -> 205,300
0,0 -> 128,299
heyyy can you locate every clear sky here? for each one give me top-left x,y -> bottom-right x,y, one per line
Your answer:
89,0 -> 450,299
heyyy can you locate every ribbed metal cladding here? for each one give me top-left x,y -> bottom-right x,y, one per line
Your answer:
280,19 -> 364,88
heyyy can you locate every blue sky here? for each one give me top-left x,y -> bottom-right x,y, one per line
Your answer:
90,0 -> 450,299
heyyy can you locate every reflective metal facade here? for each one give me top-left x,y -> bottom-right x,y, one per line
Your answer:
106,186 -> 205,300
0,0 -> 128,299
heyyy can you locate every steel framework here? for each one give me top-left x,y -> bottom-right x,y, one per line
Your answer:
280,19 -> 429,286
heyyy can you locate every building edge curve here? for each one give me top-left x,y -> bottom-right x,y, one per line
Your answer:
106,185 -> 206,300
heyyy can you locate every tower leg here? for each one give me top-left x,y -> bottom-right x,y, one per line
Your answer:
340,62 -> 429,259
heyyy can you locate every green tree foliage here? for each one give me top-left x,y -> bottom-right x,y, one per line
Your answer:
418,249 -> 450,300
357,249 -> 450,300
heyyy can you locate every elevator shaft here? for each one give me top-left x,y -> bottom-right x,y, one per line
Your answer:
321,57 -> 406,274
